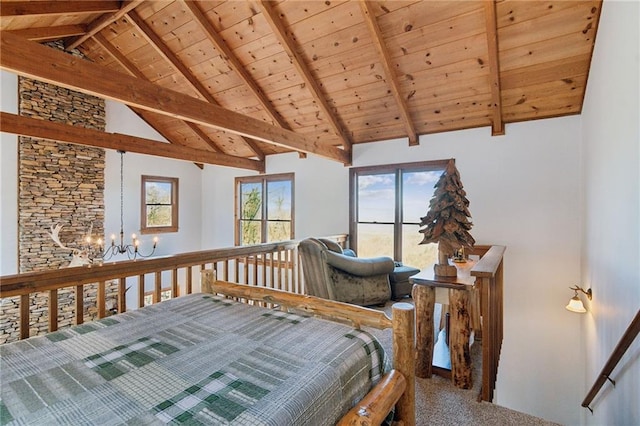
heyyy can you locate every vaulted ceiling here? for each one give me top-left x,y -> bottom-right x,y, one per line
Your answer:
0,0 -> 602,171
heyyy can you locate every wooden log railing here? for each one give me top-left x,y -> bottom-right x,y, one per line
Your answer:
471,244 -> 506,402
0,234 -> 348,341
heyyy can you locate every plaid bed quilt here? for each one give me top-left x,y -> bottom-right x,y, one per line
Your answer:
0,293 -> 389,425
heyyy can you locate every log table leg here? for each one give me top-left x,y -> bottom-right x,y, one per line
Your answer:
449,288 -> 472,389
412,283 -> 435,378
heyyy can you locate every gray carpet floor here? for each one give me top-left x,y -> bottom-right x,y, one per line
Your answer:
365,300 -> 560,426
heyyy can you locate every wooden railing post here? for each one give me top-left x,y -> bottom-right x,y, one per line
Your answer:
118,277 -> 126,313
171,269 -> 178,298
97,281 -> 106,318
75,285 -> 84,325
392,302 -> 416,426
48,289 -> 58,332
19,294 -> 29,339
138,274 -> 145,308
471,245 -> 506,402
186,267 -> 193,294
154,271 -> 162,304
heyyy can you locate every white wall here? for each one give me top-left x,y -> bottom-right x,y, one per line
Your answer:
104,100 -> 203,260
580,1 -> 640,424
0,71 -> 18,275
202,117 -> 584,424
104,101 -> 204,307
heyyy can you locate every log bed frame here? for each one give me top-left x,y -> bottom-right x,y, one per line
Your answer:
202,270 -> 416,426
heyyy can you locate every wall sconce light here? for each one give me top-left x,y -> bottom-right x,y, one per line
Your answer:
565,285 -> 592,313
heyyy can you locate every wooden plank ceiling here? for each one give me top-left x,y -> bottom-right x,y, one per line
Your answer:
0,0 -> 602,170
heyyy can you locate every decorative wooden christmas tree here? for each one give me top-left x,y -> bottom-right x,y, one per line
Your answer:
418,160 -> 475,277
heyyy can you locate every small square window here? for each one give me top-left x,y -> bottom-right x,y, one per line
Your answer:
141,176 -> 178,234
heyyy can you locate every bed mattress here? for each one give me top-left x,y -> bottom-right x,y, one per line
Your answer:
0,293 -> 388,425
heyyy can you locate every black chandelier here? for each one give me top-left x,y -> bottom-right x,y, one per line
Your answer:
99,151 -> 157,260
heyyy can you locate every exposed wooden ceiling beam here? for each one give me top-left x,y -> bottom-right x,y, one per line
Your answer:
0,112 -> 265,172
183,0 -> 305,160
258,0 -> 353,162
5,25 -> 87,42
65,0 -> 144,51
125,10 -> 265,161
484,0 -> 505,136
125,10 -> 213,103
359,1 -> 418,146
184,1 -> 285,130
0,1 -> 120,17
93,32 -> 227,156
0,32 -> 349,164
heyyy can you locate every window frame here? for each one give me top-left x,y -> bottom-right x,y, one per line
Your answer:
140,175 -> 179,234
349,159 -> 450,261
235,173 -> 295,245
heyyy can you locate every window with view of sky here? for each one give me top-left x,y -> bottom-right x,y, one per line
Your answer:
350,160 -> 448,268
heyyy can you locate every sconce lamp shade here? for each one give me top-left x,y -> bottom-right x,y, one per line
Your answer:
566,295 -> 587,313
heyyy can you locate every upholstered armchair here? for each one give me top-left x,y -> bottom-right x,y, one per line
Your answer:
298,238 -> 395,306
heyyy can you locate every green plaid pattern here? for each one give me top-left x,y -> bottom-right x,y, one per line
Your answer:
261,310 -> 302,324
1,293 -> 389,425
46,317 -> 120,342
84,337 -> 179,380
0,400 -> 13,424
153,371 -> 268,424
345,330 -> 387,382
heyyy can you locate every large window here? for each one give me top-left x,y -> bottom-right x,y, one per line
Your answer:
235,173 -> 294,245
349,160 -> 448,268
141,175 -> 178,234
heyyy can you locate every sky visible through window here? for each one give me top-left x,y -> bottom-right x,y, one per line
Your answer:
358,170 -> 442,223
267,180 -> 291,220
355,168 -> 444,266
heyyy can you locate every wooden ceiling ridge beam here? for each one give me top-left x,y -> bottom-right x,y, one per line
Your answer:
0,1 -> 120,17
182,0 -> 305,160
359,0 -> 418,146
0,112 -> 264,172
483,0 -> 505,136
125,9 -> 265,161
258,0 -> 353,163
5,25 -> 88,42
92,32 -> 227,157
0,32 -> 349,164
64,0 -> 145,51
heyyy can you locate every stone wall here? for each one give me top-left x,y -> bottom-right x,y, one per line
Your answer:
18,76 -> 106,264
0,43 -> 118,343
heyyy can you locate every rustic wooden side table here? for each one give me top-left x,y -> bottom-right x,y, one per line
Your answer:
410,260 -> 477,389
